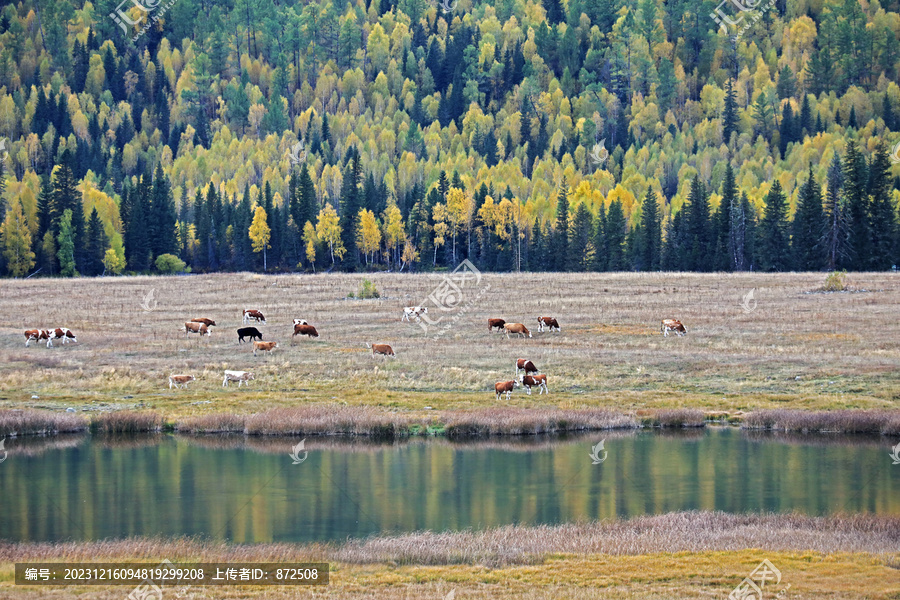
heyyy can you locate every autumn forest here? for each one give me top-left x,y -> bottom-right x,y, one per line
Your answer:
0,0 -> 899,277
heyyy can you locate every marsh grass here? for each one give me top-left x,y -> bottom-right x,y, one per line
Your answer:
442,408 -> 638,436
90,411 -> 165,433
742,409 -> 900,434
641,408 -> 706,427
0,409 -> 88,436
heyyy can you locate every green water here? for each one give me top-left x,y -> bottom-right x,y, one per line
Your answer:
1,428 -> 897,543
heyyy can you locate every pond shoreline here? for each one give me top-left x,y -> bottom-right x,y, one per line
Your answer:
2,407 -> 899,438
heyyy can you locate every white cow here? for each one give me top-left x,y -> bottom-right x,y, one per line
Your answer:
223,370 -> 255,387
402,306 -> 428,322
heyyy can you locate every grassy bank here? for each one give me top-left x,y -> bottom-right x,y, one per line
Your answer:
1,512 -> 897,599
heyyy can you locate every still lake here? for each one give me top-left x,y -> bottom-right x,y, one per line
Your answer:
2,427 -> 897,543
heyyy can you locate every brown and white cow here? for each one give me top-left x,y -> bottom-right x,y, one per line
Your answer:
661,319 -> 686,337
24,329 -> 49,347
253,341 -> 278,356
367,343 -> 395,357
293,319 -> 309,326
191,317 -> 217,327
515,358 -> 539,378
488,318 -> 506,333
184,322 -> 210,336
401,306 -> 428,322
47,328 -> 77,347
537,316 -> 560,332
521,374 -> 549,395
495,380 -> 520,401
242,309 -> 266,324
292,323 -> 319,339
168,374 -> 195,389
223,370 -> 255,387
504,323 -> 532,339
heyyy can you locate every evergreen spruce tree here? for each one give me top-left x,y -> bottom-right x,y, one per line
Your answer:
823,152 -> 850,270
758,181 -> 792,271
792,167 -> 825,270
551,182 -> 569,270
843,140 -> 870,269
867,141 -> 896,270
84,207 -> 109,276
640,188 -> 661,271
568,201 -> 594,271
605,199 -> 627,270
722,78 -> 739,144
591,202 -> 607,271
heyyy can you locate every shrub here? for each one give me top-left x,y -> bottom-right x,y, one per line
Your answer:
356,279 -> 380,299
155,253 -> 188,274
822,270 -> 848,292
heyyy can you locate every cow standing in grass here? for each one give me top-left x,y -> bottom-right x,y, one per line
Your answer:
488,318 -> 506,333
184,322 -> 210,336
495,380 -> 520,401
515,359 -> 539,378
504,323 -> 532,338
537,317 -> 560,332
223,370 -> 255,387
168,374 -> 195,389
293,323 -> 319,340
661,319 -> 686,337
253,341 -> 278,356
237,327 -> 263,343
243,309 -> 266,324
367,343 -> 395,357
521,374 -> 548,395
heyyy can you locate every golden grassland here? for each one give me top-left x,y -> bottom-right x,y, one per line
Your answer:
1,271 -> 899,422
1,512 -> 898,598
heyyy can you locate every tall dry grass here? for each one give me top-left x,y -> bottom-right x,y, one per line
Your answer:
442,408 -> 638,436
90,411 -> 165,433
0,409 -> 88,436
742,409 -> 900,434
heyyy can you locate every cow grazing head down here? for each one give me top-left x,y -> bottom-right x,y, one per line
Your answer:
495,380 -> 520,401
242,309 -> 266,324
504,323 -> 532,339
537,316 -> 560,332
367,343 -> 395,357
184,322 -> 210,336
253,341 -> 278,356
44,328 -> 77,347
223,370 -> 255,387
515,358 -> 539,377
191,317 -> 217,327
168,374 -> 195,389
521,374 -> 549,395
293,323 -> 319,339
237,327 -> 263,343
488,318 -> 506,333
661,319 -> 686,337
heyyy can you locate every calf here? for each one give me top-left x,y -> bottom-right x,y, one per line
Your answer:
191,317 -> 216,327
661,319 -> 686,337
292,323 -> 319,339
168,374 -> 195,389
504,323 -> 532,339
521,374 -> 549,395
537,316 -> 560,332
237,327 -> 263,343
495,380 -> 520,401
47,327 -> 77,347
24,329 -> 49,347
367,343 -> 395,357
488,318 -> 506,333
184,322 -> 210,336
243,309 -> 266,324
223,370 -> 255,387
253,341 -> 278,356
515,358 -> 539,377
402,306 -> 428,322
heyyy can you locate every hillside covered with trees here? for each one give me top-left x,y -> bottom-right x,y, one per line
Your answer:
0,0 -> 899,276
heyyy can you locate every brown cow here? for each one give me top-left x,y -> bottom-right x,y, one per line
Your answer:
292,323 -> 319,339
191,317 -> 217,327
495,380 -> 520,401
242,309 -> 266,324
47,328 -> 77,347
184,322 -> 210,336
504,323 -> 532,339
24,329 -> 49,347
168,374 -> 195,389
488,318 -> 506,333
537,316 -> 560,332
661,319 -> 686,337
253,341 -> 278,356
515,358 -> 539,378
521,374 -> 548,395
367,343 -> 395,357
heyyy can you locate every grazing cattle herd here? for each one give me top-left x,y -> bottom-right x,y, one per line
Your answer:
21,297 -> 688,400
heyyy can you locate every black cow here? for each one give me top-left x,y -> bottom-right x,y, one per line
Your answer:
237,327 -> 263,343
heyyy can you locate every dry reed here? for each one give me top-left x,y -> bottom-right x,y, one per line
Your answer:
90,411 -> 165,433
442,408 -> 638,436
742,409 -> 900,434
0,409 -> 88,436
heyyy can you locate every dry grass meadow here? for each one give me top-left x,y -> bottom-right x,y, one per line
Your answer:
1,271 -> 900,423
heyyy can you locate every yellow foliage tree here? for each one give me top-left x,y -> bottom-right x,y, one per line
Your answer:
249,205 -> 271,270
302,221 -> 318,271
356,208 -> 381,265
315,203 -> 345,266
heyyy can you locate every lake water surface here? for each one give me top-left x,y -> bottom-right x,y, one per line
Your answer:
2,427 -> 897,543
